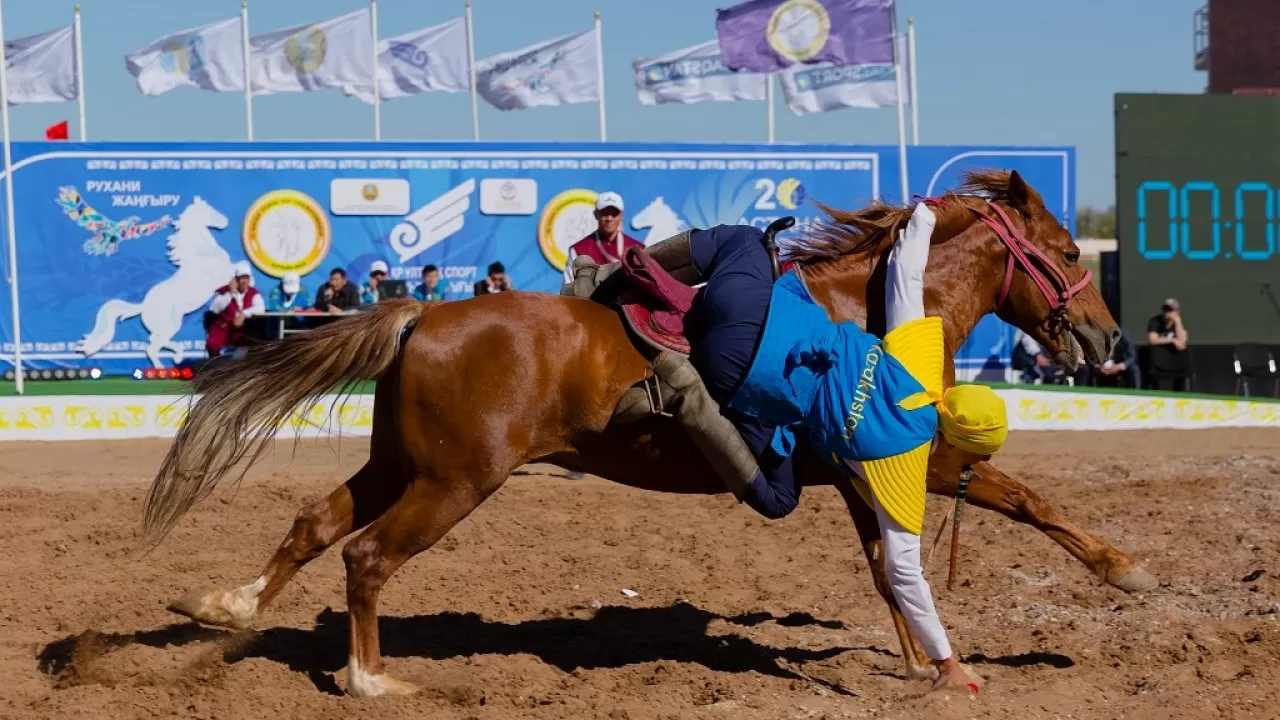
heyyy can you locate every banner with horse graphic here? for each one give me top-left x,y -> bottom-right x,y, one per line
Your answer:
0,141 -> 1073,376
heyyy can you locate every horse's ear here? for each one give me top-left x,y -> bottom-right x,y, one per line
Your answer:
1007,170 -> 1030,209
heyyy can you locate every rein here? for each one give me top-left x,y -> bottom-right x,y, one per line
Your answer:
919,195 -> 1092,324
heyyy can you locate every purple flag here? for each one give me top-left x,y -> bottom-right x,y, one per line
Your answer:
716,0 -> 895,73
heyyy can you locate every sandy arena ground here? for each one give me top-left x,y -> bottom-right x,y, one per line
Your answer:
0,428 -> 1278,719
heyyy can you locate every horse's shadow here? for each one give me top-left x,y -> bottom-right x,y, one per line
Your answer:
38,602 -> 874,696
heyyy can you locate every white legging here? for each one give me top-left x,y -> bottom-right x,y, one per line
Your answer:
846,202 -> 953,661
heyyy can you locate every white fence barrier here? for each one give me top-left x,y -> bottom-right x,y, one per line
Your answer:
0,388 -> 1278,442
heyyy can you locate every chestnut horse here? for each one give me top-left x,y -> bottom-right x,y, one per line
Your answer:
144,170 -> 1152,697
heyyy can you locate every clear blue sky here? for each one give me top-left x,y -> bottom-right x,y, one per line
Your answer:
3,0 -> 1206,208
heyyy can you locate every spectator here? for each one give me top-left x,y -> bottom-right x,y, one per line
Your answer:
414,264 -> 445,301
1010,331 -> 1059,384
1093,328 -> 1140,388
563,191 -> 644,284
315,267 -> 360,313
267,271 -> 307,312
361,260 -> 389,304
474,261 -> 513,296
206,262 -> 264,357
1147,297 -> 1188,351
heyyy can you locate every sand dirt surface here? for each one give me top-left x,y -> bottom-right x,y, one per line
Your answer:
1,428 -> 1277,719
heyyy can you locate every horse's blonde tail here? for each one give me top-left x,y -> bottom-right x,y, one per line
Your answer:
140,298 -> 428,550
81,299 -> 142,356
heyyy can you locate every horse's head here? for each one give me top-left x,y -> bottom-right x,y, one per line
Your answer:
948,170 -> 1119,368
792,169 -> 1120,371
180,196 -> 229,231
631,197 -> 665,229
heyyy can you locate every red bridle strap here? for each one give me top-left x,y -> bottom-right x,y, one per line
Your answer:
918,196 -> 1092,318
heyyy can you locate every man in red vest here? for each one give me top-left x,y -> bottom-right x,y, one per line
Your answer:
206,262 -> 265,358
563,191 -> 643,286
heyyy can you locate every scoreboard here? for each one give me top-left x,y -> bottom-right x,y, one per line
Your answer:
1116,93 -> 1280,344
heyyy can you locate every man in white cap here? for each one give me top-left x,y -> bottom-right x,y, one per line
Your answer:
268,271 -> 307,312
362,260 -> 390,304
563,191 -> 643,285
206,261 -> 265,357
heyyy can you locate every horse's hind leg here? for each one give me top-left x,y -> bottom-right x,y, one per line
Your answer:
833,480 -> 935,682
342,473 -> 496,697
168,459 -> 408,629
932,461 -> 1157,593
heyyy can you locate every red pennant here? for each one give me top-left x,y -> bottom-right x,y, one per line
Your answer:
44,120 -> 68,141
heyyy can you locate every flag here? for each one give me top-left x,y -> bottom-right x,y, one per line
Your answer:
250,8 -> 373,96
475,27 -> 600,110
124,17 -> 245,96
778,32 -> 907,114
5,25 -> 76,105
716,0 -> 895,73
44,120 -> 68,140
633,40 -> 766,106
343,17 -> 469,104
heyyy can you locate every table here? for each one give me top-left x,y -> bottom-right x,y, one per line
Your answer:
257,310 -> 352,338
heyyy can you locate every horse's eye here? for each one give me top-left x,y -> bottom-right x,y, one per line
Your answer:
1064,249 -> 1080,264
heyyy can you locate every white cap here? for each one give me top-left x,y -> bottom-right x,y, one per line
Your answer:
370,260 -> 389,275
595,191 -> 623,212
281,272 -> 301,294
232,261 -> 253,278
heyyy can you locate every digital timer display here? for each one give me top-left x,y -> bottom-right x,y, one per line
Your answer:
1116,93 -> 1280,344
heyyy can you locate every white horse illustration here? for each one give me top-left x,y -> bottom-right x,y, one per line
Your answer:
631,196 -> 688,247
80,196 -> 232,368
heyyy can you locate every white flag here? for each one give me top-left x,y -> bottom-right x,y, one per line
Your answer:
5,25 -> 76,105
125,17 -> 245,96
779,34 -> 909,115
633,40 -> 765,106
476,27 -> 599,110
343,17 -> 469,104
250,8 -> 373,96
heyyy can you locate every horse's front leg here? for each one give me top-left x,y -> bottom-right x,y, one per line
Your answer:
927,460 -> 1157,593
829,477 -> 936,682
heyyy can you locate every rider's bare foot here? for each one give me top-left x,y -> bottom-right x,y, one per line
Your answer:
930,656 -> 983,693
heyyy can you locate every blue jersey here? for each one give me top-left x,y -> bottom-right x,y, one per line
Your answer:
726,271 -> 939,470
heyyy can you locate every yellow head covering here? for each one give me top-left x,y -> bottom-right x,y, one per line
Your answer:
936,384 -> 1008,455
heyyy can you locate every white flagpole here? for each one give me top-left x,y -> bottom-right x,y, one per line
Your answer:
891,10 -> 909,203
465,0 -> 479,141
241,2 -> 253,141
594,10 -> 606,142
74,4 -> 86,140
765,74 -> 774,143
907,18 -> 919,145
0,0 -> 24,394
370,0 -> 380,141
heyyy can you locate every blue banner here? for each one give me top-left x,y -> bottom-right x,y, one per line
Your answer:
0,141 -> 1073,376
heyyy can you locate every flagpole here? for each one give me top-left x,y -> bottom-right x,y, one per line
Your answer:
465,0 -> 479,141
370,0 -> 380,141
891,10 -> 909,203
594,11 -> 607,142
241,2 -> 253,141
765,73 -> 774,144
73,4 -> 86,141
907,17 -> 919,145
0,0 -> 24,394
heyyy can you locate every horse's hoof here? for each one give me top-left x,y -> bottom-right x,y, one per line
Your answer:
1109,566 -> 1158,594
167,585 -> 259,630
348,660 -> 419,697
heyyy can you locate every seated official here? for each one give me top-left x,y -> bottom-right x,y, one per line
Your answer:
206,262 -> 265,357
315,267 -> 361,313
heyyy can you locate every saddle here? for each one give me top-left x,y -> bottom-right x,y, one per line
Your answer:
617,217 -> 796,358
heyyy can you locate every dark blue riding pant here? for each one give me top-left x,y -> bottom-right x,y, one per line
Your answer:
687,225 -> 800,519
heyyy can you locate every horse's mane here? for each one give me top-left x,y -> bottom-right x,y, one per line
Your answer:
788,169 -> 1043,267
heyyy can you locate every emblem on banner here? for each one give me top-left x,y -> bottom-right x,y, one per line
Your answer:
776,177 -> 807,210
160,35 -> 206,75
286,27 -> 327,73
361,183 -> 379,201
537,188 -> 598,271
766,0 -> 831,63
243,189 -> 332,277
389,41 -> 429,69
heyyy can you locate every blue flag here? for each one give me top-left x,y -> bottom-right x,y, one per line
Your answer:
716,0 -> 895,74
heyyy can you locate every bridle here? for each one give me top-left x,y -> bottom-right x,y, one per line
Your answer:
919,195 -> 1092,325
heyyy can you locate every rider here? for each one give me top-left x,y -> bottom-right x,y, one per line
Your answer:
566,203 -> 1008,691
